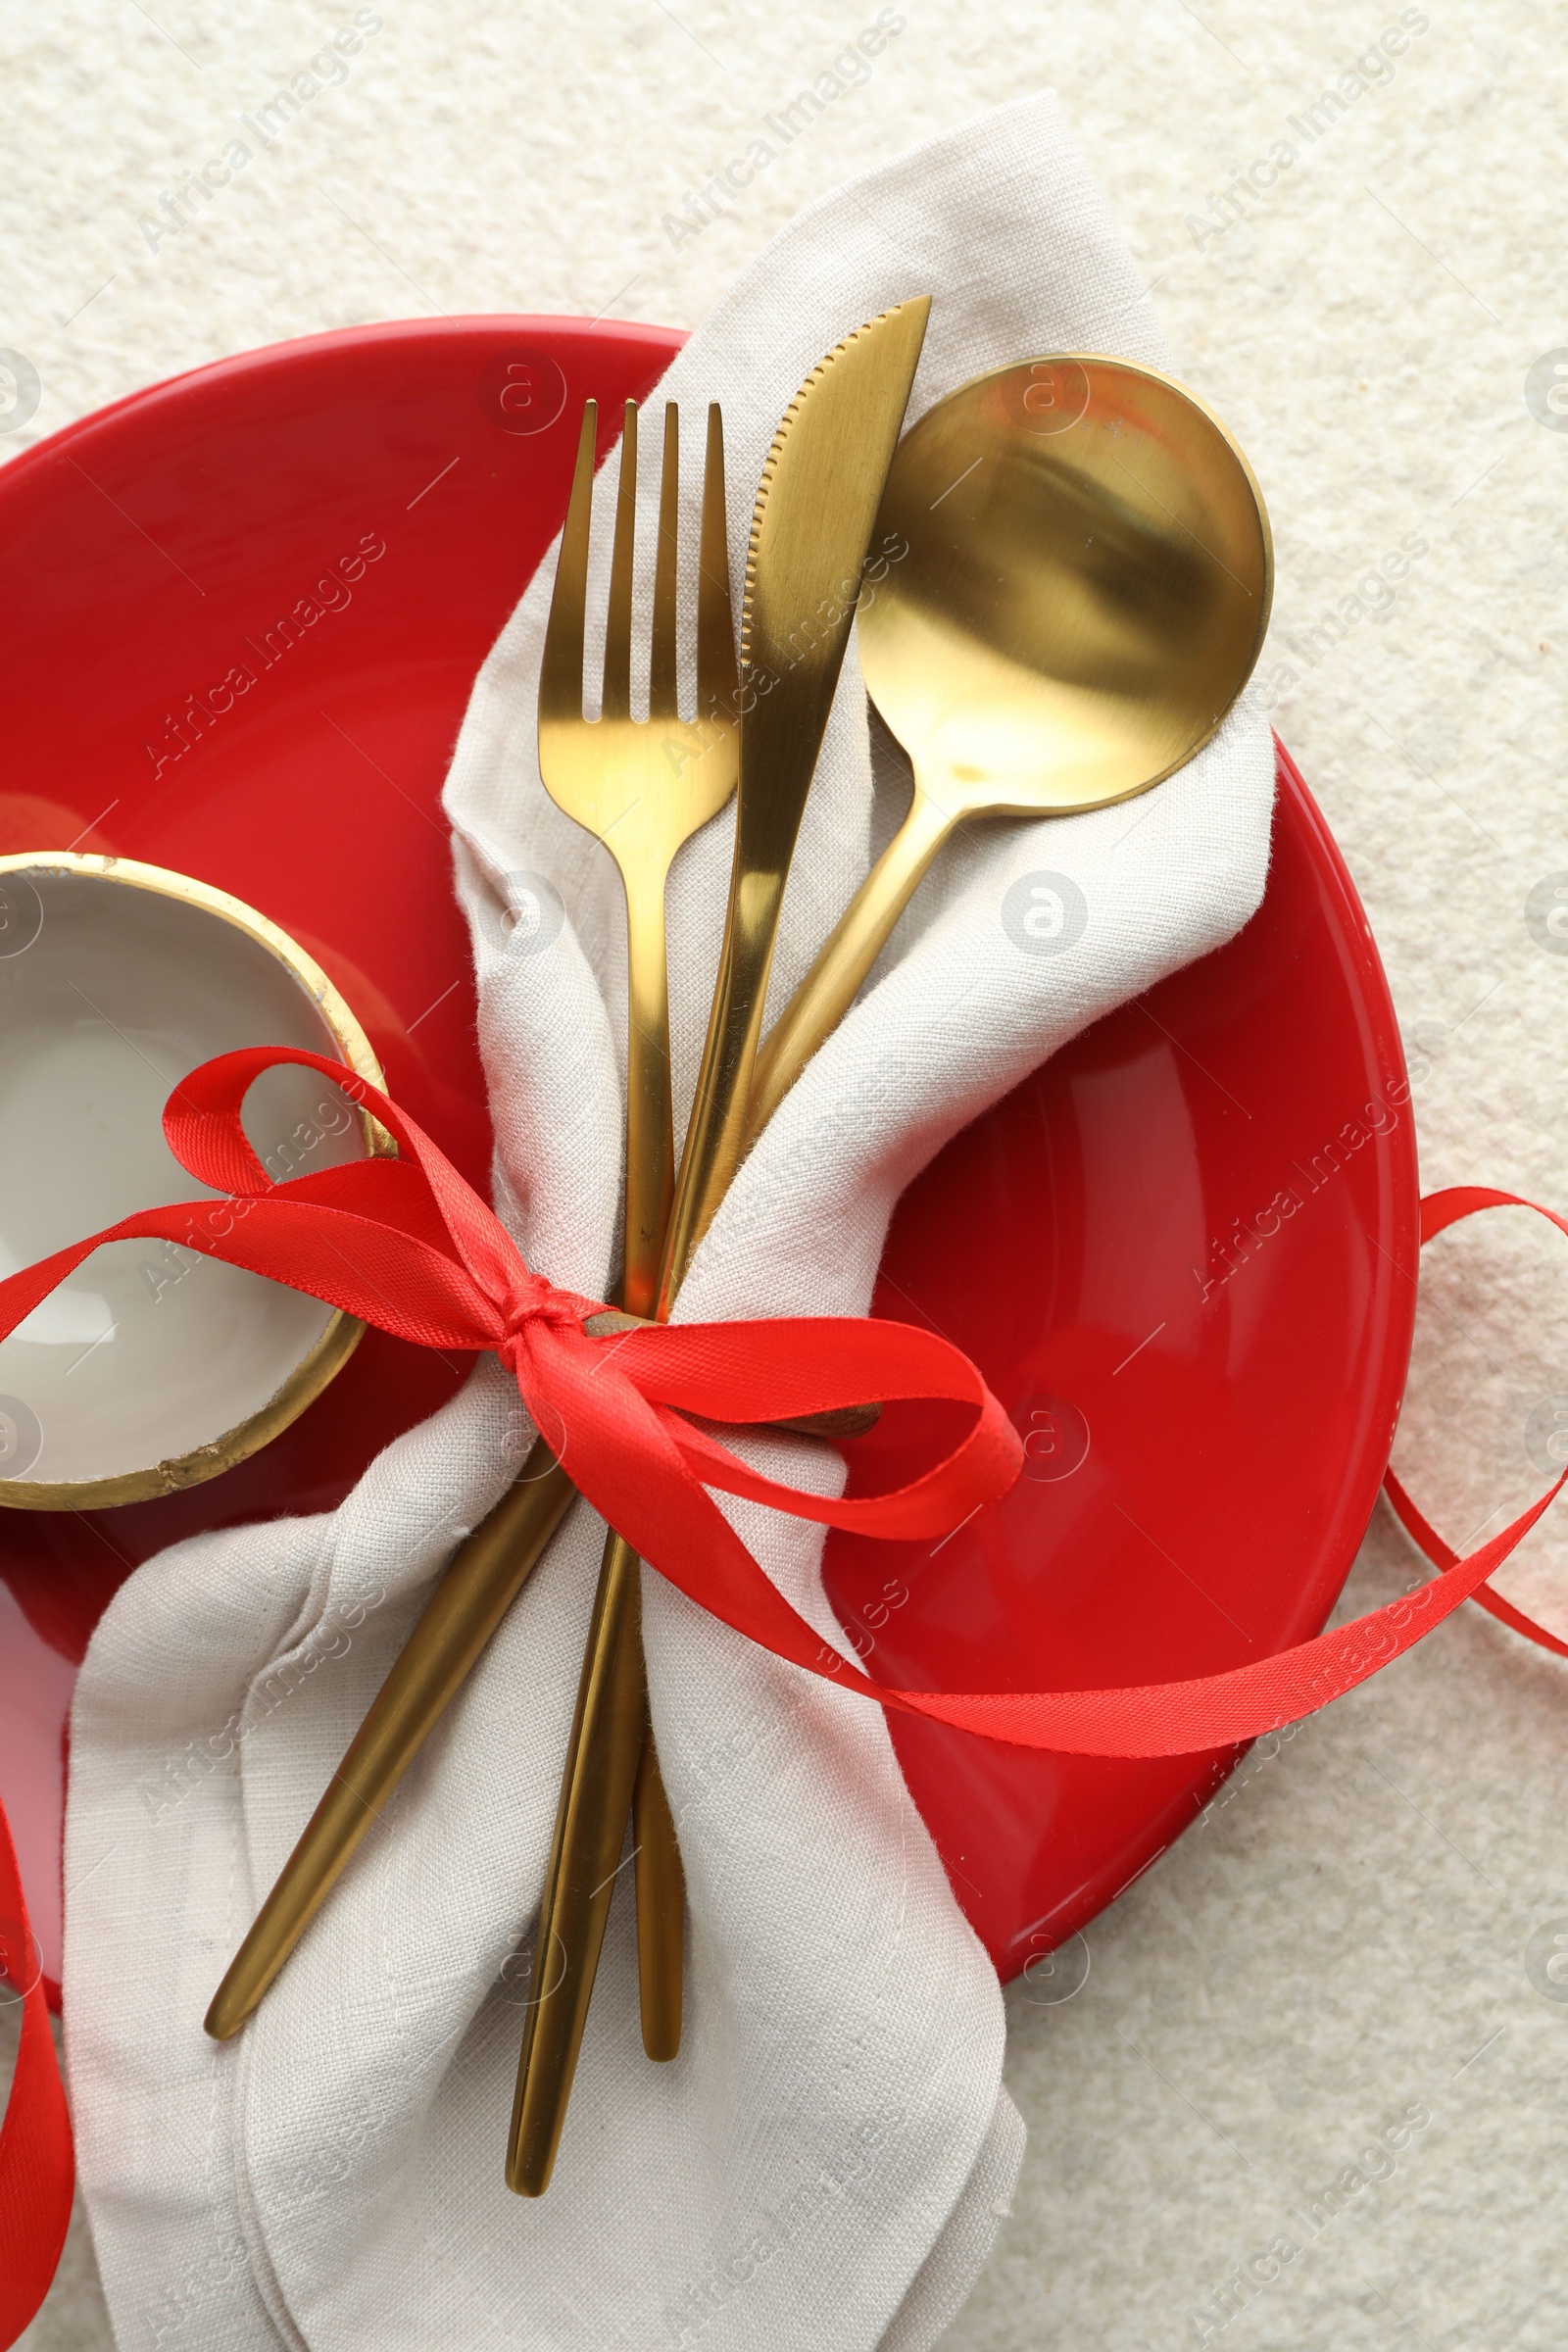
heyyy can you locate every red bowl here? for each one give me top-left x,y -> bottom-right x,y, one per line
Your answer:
0,318 -> 1417,2001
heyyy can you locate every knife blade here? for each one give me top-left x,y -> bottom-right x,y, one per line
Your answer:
655,294 -> 932,1313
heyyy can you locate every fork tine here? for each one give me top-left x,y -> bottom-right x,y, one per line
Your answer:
601,401 -> 637,722
648,405 -> 680,720
539,402 -> 597,722
696,403 -> 738,717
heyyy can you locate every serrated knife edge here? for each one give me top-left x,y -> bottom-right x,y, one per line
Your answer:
740,297 -> 932,674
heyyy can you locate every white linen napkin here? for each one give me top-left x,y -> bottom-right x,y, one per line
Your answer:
62,91 -> 1275,2352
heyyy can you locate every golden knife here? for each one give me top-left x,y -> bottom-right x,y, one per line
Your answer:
654,297 -> 933,1314
508,293 -> 932,2196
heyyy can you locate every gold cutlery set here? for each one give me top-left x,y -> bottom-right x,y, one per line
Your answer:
204,297 -> 1272,2192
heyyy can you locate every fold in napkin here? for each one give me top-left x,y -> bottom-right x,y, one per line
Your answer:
64,92 -> 1275,2352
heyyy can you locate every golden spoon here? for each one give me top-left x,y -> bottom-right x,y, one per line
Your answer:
747,354 -> 1273,1136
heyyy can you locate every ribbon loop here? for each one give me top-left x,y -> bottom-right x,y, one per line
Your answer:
0,1046 -> 1022,1610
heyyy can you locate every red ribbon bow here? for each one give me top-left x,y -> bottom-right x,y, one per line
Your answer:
6,1058 -> 1567,1753
0,1047 -> 1026,1697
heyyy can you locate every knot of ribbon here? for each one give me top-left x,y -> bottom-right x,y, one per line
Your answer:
498,1272 -> 607,1357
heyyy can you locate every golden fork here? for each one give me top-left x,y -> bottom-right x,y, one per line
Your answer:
510,395 -> 739,2165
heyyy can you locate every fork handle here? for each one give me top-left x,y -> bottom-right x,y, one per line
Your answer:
509,855 -> 686,2189
623,883 -> 674,1320
747,782 -> 956,1142
617,873 -> 686,2052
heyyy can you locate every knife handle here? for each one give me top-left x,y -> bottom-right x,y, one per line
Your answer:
204,1437 -> 575,2041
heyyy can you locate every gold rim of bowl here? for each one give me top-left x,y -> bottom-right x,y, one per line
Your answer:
0,851 -> 391,1512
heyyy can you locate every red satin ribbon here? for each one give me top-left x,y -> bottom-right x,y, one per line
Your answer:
1,1068 -> 1563,2340
0,1797 -> 74,2348
1380,1187 -> 1568,1662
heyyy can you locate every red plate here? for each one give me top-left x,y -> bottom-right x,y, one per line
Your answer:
0,318 -> 1417,2002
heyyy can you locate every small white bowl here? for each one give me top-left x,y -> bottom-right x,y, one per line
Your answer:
0,854 -> 386,1509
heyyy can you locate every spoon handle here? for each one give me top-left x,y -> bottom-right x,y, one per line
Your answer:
748,784 -> 956,1140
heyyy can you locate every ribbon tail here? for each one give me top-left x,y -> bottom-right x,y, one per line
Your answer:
542,1305 -> 1568,1760
1384,1466 -> 1568,1660
0,1226 -> 161,1344
0,1198 -> 502,1356
882,1467 -> 1567,1753
601,1316 -> 1022,1537
0,1797 -> 73,2348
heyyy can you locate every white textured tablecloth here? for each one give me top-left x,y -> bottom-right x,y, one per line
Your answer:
4,5 -> 1566,2348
